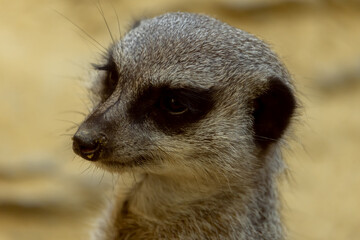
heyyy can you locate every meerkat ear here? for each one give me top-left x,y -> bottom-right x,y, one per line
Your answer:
129,17 -> 147,30
130,19 -> 142,30
252,77 -> 296,148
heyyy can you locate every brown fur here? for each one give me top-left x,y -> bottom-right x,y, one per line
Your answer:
73,12 -> 296,240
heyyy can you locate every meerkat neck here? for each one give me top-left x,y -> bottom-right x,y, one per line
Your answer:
125,171 -> 226,219
94,152 -> 285,239
121,152 -> 283,236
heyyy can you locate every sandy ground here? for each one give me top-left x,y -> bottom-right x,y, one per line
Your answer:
0,0 -> 359,239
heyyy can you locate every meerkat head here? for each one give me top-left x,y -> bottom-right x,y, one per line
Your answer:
72,12 -> 295,183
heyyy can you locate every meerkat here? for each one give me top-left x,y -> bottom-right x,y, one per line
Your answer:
72,12 -> 296,240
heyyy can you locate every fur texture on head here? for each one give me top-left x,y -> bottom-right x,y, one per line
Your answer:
73,12 -> 296,240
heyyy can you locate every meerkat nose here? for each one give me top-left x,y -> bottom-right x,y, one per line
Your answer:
72,130 -> 107,161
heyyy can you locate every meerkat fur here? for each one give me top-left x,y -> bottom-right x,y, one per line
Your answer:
72,12 -> 296,240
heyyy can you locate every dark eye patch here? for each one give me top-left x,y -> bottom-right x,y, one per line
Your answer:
93,57 -> 119,101
128,85 -> 216,134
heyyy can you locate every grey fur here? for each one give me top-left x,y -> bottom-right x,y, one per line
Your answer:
73,12 -> 296,240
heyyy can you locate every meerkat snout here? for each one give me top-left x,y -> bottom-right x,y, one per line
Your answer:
73,12 -> 296,239
73,129 -> 107,161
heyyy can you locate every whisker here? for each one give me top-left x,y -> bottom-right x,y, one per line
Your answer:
72,27 -> 106,53
99,169 -> 106,185
110,1 -> 122,39
111,173 -> 116,191
96,0 -> 115,44
65,125 -> 78,132
62,145 -> 72,151
79,96 -> 93,113
59,133 -> 74,137
91,165 -> 100,178
53,9 -> 107,52
81,163 -> 93,175
254,135 -> 278,142
59,110 -> 87,117
53,74 -> 83,81
55,119 -> 80,126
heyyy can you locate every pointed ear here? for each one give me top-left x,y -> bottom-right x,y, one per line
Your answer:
252,77 -> 296,148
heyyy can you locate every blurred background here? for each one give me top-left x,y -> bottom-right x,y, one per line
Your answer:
0,0 -> 359,239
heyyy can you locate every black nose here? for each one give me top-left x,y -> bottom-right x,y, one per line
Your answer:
72,130 -> 107,161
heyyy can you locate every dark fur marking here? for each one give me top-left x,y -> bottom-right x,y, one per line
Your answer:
128,85 -> 216,134
252,77 -> 295,148
121,199 -> 130,216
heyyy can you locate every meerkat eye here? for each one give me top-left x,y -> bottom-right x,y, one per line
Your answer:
106,68 -> 119,90
161,96 -> 188,115
93,59 -> 119,100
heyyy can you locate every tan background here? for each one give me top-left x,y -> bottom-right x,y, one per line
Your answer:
1,0 -> 360,239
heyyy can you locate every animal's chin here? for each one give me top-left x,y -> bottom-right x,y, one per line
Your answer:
95,158 -> 148,172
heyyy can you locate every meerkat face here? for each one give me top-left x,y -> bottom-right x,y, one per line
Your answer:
72,13 -> 295,178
